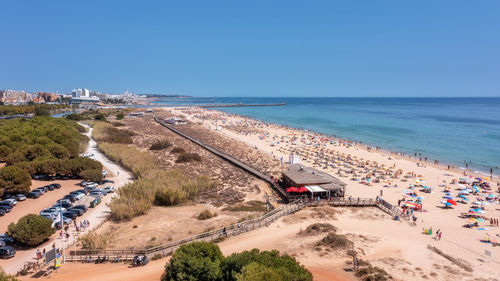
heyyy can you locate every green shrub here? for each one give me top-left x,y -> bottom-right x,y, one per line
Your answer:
303,223 -> 336,235
222,248 -> 312,281
116,113 -> 124,120
7,214 -> 55,246
162,242 -> 224,281
170,147 -> 185,154
223,201 -> 267,212
197,209 -> 215,220
317,232 -> 353,249
94,113 -> 106,121
235,262 -> 282,281
149,140 -> 172,150
79,169 -> 103,183
176,152 -> 201,163
79,232 -> 110,250
0,166 -> 32,194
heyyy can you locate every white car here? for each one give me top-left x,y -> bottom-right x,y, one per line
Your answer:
103,186 -> 115,193
84,182 -> 98,189
3,199 -> 17,206
101,170 -> 108,177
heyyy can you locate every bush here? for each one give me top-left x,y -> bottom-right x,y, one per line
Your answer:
65,113 -> 84,121
162,242 -> 224,281
222,248 -> 312,281
176,152 -> 202,163
302,223 -> 337,235
111,122 -> 124,127
149,140 -> 172,150
0,166 -> 32,194
79,169 -> 103,183
317,232 -> 353,249
79,232 -> 110,250
116,113 -> 124,120
236,262 -> 282,281
223,201 -> 267,212
7,214 -> 55,246
170,147 -> 185,154
94,114 -> 106,121
197,209 -> 215,220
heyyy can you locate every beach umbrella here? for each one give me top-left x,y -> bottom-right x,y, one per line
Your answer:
447,199 -> 457,205
443,196 -> 453,200
444,202 -> 453,208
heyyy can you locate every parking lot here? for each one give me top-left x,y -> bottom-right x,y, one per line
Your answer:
0,179 -> 84,234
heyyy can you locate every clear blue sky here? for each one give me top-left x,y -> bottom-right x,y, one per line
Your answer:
1,1 -> 499,97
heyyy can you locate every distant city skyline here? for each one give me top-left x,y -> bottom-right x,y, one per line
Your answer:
1,1 -> 499,97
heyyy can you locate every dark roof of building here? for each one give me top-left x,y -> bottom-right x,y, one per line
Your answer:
282,164 -> 346,189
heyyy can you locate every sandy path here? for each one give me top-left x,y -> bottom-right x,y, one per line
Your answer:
1,124 -> 133,275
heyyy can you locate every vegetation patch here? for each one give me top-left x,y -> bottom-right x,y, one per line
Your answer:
316,232 -> 353,249
111,121 -> 124,127
149,140 -> 172,150
162,242 -> 312,281
223,200 -> 267,212
197,209 -> 216,220
301,223 -> 337,235
355,263 -> 392,281
175,152 -> 202,163
7,214 -> 55,246
93,122 -> 135,144
79,232 -> 111,250
0,117 -> 95,195
170,147 -> 185,154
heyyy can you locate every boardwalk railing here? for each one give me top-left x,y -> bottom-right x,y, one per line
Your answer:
68,201 -> 306,261
154,116 -> 289,202
376,198 -> 410,220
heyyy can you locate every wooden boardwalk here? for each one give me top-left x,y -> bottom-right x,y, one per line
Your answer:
154,116 -> 290,202
67,197 -> 410,262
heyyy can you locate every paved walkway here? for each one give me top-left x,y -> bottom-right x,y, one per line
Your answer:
0,124 -> 133,275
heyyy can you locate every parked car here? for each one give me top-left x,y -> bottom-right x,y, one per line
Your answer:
0,206 -> 12,213
26,191 -> 41,199
0,210 -> 5,216
56,198 -> 72,205
0,246 -> 16,259
89,192 -> 104,199
0,201 -> 14,208
67,208 -> 84,216
103,186 -> 115,193
54,201 -> 72,209
85,182 -> 98,189
101,170 -> 108,177
33,188 -> 45,195
62,195 -> 77,203
14,194 -> 26,201
46,184 -> 56,191
62,211 -> 77,220
100,179 -> 115,184
0,241 -> 6,248
90,197 -> 101,208
53,218 -> 72,229
40,211 -> 58,219
72,205 -> 88,212
0,234 -> 14,245
69,191 -> 85,200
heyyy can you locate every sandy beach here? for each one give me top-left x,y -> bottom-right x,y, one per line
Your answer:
166,106 -> 500,280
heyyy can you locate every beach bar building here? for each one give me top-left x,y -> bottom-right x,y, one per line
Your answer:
282,164 -> 346,198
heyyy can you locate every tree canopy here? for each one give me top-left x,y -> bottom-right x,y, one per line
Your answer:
7,214 -> 55,246
162,243 -> 312,281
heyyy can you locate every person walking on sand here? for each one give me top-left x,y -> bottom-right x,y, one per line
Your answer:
438,232 -> 442,240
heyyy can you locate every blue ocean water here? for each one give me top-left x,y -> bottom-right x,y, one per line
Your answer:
154,97 -> 500,174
